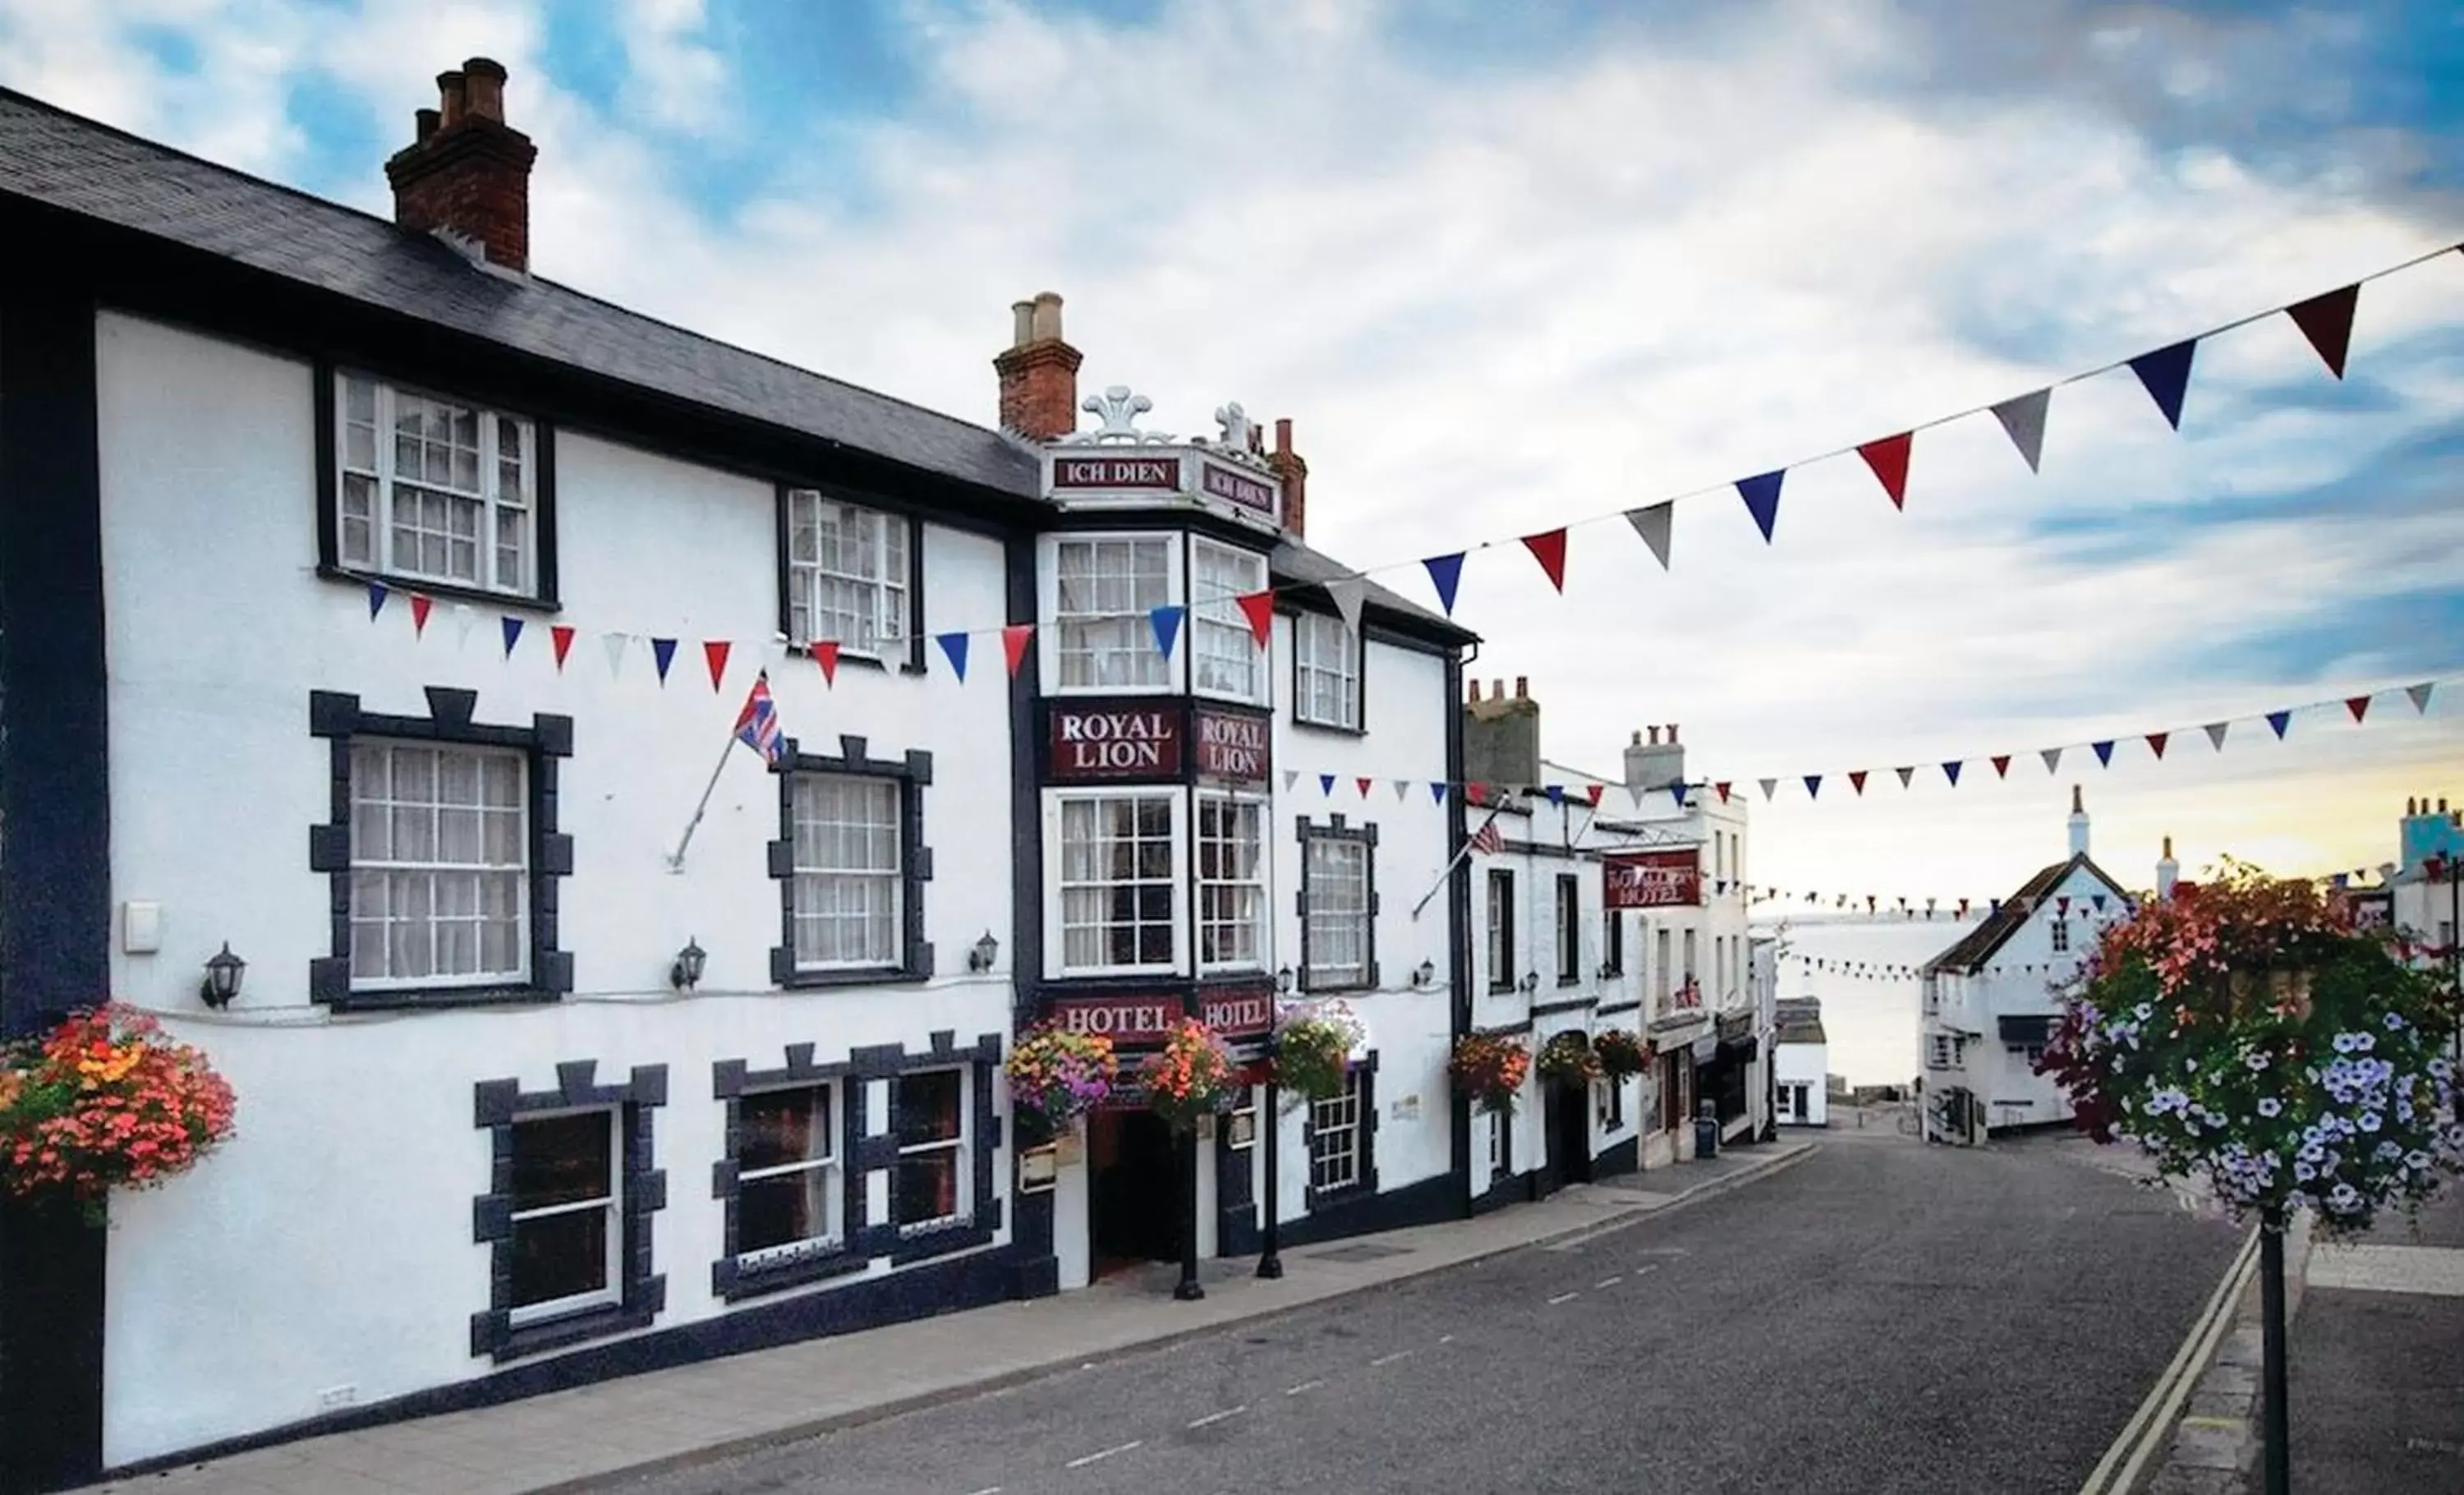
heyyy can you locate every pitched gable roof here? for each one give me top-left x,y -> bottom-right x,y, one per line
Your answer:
1923,852 -> 2135,976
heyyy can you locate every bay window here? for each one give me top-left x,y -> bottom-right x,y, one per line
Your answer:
1054,536 -> 1174,690
1192,537 -> 1269,704
1198,794 -> 1267,970
1057,792 -> 1181,973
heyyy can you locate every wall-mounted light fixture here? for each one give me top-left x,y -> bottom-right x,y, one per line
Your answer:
1275,965 -> 1295,995
1412,959 -> 1436,989
200,942 -> 246,1010
968,930 -> 1000,973
1517,971 -> 1540,994
670,936 -> 707,991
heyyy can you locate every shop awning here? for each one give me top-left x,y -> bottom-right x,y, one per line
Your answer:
1998,1014 -> 2057,1045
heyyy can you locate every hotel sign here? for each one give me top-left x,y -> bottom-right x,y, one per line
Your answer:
1051,454 -> 1184,492
1048,705 -> 1184,780
1604,850 -> 1702,909
1198,987 -> 1275,1038
1198,460 -> 1277,516
1193,708 -> 1270,783
1049,996 -> 1183,1042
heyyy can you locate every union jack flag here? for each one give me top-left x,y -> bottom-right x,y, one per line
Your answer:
733,670 -> 784,765
1469,814 -> 1505,856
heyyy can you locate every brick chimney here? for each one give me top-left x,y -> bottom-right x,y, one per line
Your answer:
386,58 -> 537,272
1464,675 -> 1538,789
1269,417 -> 1308,538
995,292 -> 1082,441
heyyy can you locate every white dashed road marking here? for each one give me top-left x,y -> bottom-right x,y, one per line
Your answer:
1437,1334 -> 1455,1344
1186,1406 -> 1246,1429
1547,1291 -> 1579,1305
1596,1276 -> 1623,1288
1065,1442 -> 1142,1469
1285,1378 -> 1326,1396
1369,1350 -> 1413,1366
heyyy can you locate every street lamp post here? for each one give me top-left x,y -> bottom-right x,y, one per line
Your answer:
1175,1125 -> 1204,1302
1257,1046 -> 1284,1279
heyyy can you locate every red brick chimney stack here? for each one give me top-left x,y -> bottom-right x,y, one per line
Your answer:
995,292 -> 1082,441
386,58 -> 538,272
1269,417 -> 1308,538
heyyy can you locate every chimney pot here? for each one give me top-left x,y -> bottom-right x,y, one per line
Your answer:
1267,417 -> 1308,538
1491,678 -> 1503,699
414,107 -> 440,141
1667,723 -> 1679,743
2442,796 -> 2451,814
1514,676 -> 1528,699
392,61 -> 537,271
1467,679 -> 1481,702
1010,300 -> 1036,349
436,69 -> 467,126
2410,798 -> 2420,815
992,291 -> 1083,441
1647,726 -> 1660,745
461,57 -> 507,120
1029,290 -> 1064,343
2163,835 -> 2173,858
1630,730 -> 1642,747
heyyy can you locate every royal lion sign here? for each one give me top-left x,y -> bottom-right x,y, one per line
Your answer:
1604,850 -> 1702,908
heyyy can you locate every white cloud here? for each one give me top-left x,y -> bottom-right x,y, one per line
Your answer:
2,0 -> 2458,902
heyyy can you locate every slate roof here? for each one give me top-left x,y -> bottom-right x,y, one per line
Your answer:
1922,852 -> 2132,976
0,86 -> 1471,642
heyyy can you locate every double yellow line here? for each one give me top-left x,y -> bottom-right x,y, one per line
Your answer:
2079,1222 -> 2264,1495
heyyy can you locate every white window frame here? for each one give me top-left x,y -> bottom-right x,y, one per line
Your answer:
891,1068 -> 971,1235
1190,536 -> 1270,706
335,371 -> 536,596
788,773 -> 903,973
1047,789 -> 1187,978
1198,792 -> 1268,973
349,738 -> 528,992
1303,833 -> 1373,992
784,490 -> 911,660
1042,533 -> 1182,695
1308,1070 -> 1364,1194
733,1083 -> 844,1267
507,1107 -> 621,1327
1292,610 -> 1360,730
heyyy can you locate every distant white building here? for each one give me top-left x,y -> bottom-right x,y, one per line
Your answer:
2389,794 -> 2462,974
1772,996 -> 1827,1127
1918,788 -> 2135,1144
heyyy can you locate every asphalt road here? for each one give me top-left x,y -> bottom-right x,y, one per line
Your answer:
606,1130 -> 2242,1495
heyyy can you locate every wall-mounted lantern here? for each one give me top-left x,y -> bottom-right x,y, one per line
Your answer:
670,936 -> 707,991
200,942 -> 246,1010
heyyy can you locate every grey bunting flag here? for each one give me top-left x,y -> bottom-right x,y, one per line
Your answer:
1625,502 -> 1674,570
1326,577 -> 1368,637
1993,389 -> 2052,474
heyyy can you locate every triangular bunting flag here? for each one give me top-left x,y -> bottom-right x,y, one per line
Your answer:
1714,782 -> 1731,803
1327,578 -> 1368,637
1422,553 -> 1465,615
2204,721 -> 2227,751
550,623 -> 576,671
1895,766 -> 1915,789
2041,747 -> 2063,775
1802,774 -> 1822,799
650,637 -> 678,684
1736,470 -> 1786,543
1002,623 -> 1034,678
1357,776 -> 1375,799
602,632 -> 628,678
2057,896 -> 2071,917
453,604 -> 477,648
499,616 -> 524,659
2286,284 -> 2359,379
1545,784 -> 1565,807
2267,710 -> 2291,739
1395,780 -> 1413,803
1520,528 -> 1568,591
703,640 -> 732,692
1991,754 -> 2011,779
1466,784 -> 1487,807
2345,694 -> 2370,724
1625,503 -> 1675,570
410,593 -> 434,637
1284,770 -> 1302,792
938,632 -> 970,681
1319,774 -> 1336,797
1857,432 -> 1913,509
367,582 -> 388,620
2407,682 -> 2434,714
811,640 -> 840,686
2092,740 -> 2115,766
1585,784 -> 1605,807
1991,389 -> 2051,473
1149,605 -> 1185,660
1942,761 -> 1962,786
1669,784 -> 1688,807
2145,731 -> 2168,760
1429,781 -> 1447,803
1234,592 -> 1275,647
2092,894 -> 2108,913
2127,339 -> 2198,431
1848,770 -> 1869,796
1627,785 -> 1646,809
1758,779 -> 1777,802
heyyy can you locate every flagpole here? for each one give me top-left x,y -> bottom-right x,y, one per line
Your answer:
667,731 -> 742,872
1413,801 -> 1509,921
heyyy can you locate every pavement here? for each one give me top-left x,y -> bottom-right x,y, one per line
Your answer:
2285,1184 -> 2464,1494
84,1142 -> 1809,1495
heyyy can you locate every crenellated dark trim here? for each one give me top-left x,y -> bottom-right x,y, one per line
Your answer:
308,688 -> 574,1011
710,1046 -> 871,1303
1294,812 -> 1379,994
469,1063 -> 669,1364
769,736 -> 935,988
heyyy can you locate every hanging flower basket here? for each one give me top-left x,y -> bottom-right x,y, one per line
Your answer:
0,1004 -> 238,1221
1450,1033 -> 1531,1113
1272,1000 -> 1365,1103
2039,858 -> 2464,1240
1004,1024 -> 1119,1143
1142,1019 -> 1241,1132
1593,1028 -> 1650,1082
1537,1031 -> 1603,1085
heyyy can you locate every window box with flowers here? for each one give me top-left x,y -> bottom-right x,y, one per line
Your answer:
0,1005 -> 238,1224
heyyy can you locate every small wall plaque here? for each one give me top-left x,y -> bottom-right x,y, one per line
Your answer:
1018,1143 -> 1059,1194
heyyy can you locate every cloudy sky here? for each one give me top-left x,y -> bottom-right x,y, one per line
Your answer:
6,0 -> 2460,912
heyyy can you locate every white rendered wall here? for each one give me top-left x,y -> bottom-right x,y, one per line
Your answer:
1776,1042 -> 1829,1125
93,313 -> 1019,1465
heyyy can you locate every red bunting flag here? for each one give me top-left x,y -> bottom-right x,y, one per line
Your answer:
1520,528 -> 1569,591
1857,432 -> 1913,509
703,640 -> 732,691
1002,623 -> 1035,678
811,640 -> 840,687
1235,591 -> 1275,646
1848,770 -> 1869,796
1357,776 -> 1374,799
409,593 -> 434,637
1714,782 -> 1731,803
549,624 -> 576,670
1585,784 -> 1604,807
1991,754 -> 2011,779
2346,694 -> 2371,723
2286,285 -> 2360,380
1466,783 -> 1488,807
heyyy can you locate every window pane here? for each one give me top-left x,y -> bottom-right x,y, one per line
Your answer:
894,1150 -> 960,1228
739,1170 -> 834,1254
894,1071 -> 963,1146
740,1088 -> 831,1172
511,1111 -> 611,1212
510,1207 -> 609,1309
